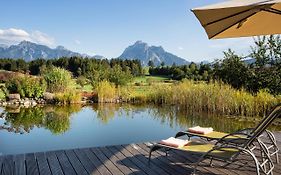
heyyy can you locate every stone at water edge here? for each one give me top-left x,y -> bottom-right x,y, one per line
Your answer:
8,94 -> 21,101
43,92 -> 54,101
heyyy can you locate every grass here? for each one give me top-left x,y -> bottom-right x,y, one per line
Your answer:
117,80 -> 281,118
133,75 -> 170,83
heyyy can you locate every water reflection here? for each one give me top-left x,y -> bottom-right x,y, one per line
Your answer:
1,105 -> 81,134
0,104 -> 280,135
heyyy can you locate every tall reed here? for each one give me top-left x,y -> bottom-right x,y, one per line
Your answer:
145,80 -> 279,117
96,80 -> 117,103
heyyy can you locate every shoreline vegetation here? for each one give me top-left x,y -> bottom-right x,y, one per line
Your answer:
0,35 -> 280,120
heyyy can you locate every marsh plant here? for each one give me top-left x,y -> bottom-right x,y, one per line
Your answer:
118,80 -> 280,117
96,80 -> 117,103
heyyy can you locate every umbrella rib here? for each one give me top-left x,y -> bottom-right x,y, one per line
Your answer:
203,8 -> 254,27
262,8 -> 281,15
209,12 -> 258,39
202,4 -> 273,27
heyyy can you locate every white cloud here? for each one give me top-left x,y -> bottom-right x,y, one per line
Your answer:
208,37 -> 254,50
178,46 -> 184,50
0,28 -> 55,47
74,39 -> 81,45
31,30 -> 55,46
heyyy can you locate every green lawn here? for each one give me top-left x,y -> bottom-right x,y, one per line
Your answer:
133,75 -> 170,84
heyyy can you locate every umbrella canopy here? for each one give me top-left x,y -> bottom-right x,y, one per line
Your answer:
192,0 -> 281,39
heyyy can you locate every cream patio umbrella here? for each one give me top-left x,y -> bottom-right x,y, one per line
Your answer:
192,0 -> 281,39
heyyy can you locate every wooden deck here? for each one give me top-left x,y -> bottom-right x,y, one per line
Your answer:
0,132 -> 280,175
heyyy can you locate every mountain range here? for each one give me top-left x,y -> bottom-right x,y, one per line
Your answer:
0,41 -> 84,61
119,41 -> 189,66
0,40 -> 189,65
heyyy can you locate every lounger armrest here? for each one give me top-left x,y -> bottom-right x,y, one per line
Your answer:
236,127 -> 254,133
215,132 -> 251,146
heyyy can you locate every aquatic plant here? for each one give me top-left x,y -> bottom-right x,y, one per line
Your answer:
96,80 -> 117,103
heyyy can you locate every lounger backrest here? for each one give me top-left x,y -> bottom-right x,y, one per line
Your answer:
244,104 -> 281,148
248,105 -> 279,135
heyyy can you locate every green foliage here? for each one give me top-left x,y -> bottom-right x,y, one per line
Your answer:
43,67 -> 75,93
149,61 -> 212,81
96,80 -> 116,103
148,60 -> 155,67
146,80 -> 279,117
213,49 -> 249,89
109,65 -> 133,86
5,76 -> 47,98
76,76 -> 89,87
54,90 -> 82,104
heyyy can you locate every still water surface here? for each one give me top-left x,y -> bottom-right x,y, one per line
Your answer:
0,104 -> 280,155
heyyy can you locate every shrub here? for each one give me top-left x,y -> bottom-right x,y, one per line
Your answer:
96,80 -> 116,103
43,67 -> 75,93
76,76 -> 89,87
54,90 -> 82,104
109,65 -> 133,86
5,76 -> 47,98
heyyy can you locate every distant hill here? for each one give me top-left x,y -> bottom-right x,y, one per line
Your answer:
243,58 -> 256,64
119,41 -> 189,66
0,41 -> 93,61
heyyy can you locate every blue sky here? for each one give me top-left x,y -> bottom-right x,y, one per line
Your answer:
0,0 -> 254,62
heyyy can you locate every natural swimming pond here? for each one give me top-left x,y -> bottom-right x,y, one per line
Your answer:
0,104 -> 280,155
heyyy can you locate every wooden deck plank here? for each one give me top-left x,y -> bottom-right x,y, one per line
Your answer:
116,145 -> 160,175
34,152 -> 51,175
1,155 -> 14,175
131,143 -> 176,175
107,146 -> 146,175
25,153 -> 39,175
0,156 -> 4,175
99,147 -> 133,175
45,151 -> 64,175
137,143 -> 193,174
73,149 -> 101,175
169,148 -> 226,175
83,148 -> 112,175
65,149 -> 88,175
90,147 -> 123,175
13,154 -> 26,175
125,144 -> 170,175
0,136 -> 280,175
146,141 -> 217,175
54,151 -> 76,175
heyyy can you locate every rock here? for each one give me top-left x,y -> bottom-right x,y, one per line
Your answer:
43,92 -> 55,101
31,100 -> 37,106
8,94 -> 21,101
23,101 -> 31,106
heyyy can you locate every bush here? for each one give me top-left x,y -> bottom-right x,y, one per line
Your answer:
76,76 -> 89,87
43,67 -> 75,93
109,65 -> 133,86
96,80 -> 116,103
5,76 -> 47,98
54,90 -> 82,104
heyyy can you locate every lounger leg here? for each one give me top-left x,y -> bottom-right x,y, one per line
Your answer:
242,150 -> 260,175
175,131 -> 186,138
148,145 -> 162,163
209,158 -> 213,167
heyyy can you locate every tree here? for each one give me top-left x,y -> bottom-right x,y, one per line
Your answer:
214,49 -> 249,89
148,60 -> 155,67
250,36 -> 270,68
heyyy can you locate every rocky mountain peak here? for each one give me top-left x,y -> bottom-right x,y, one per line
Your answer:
119,41 -> 189,66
